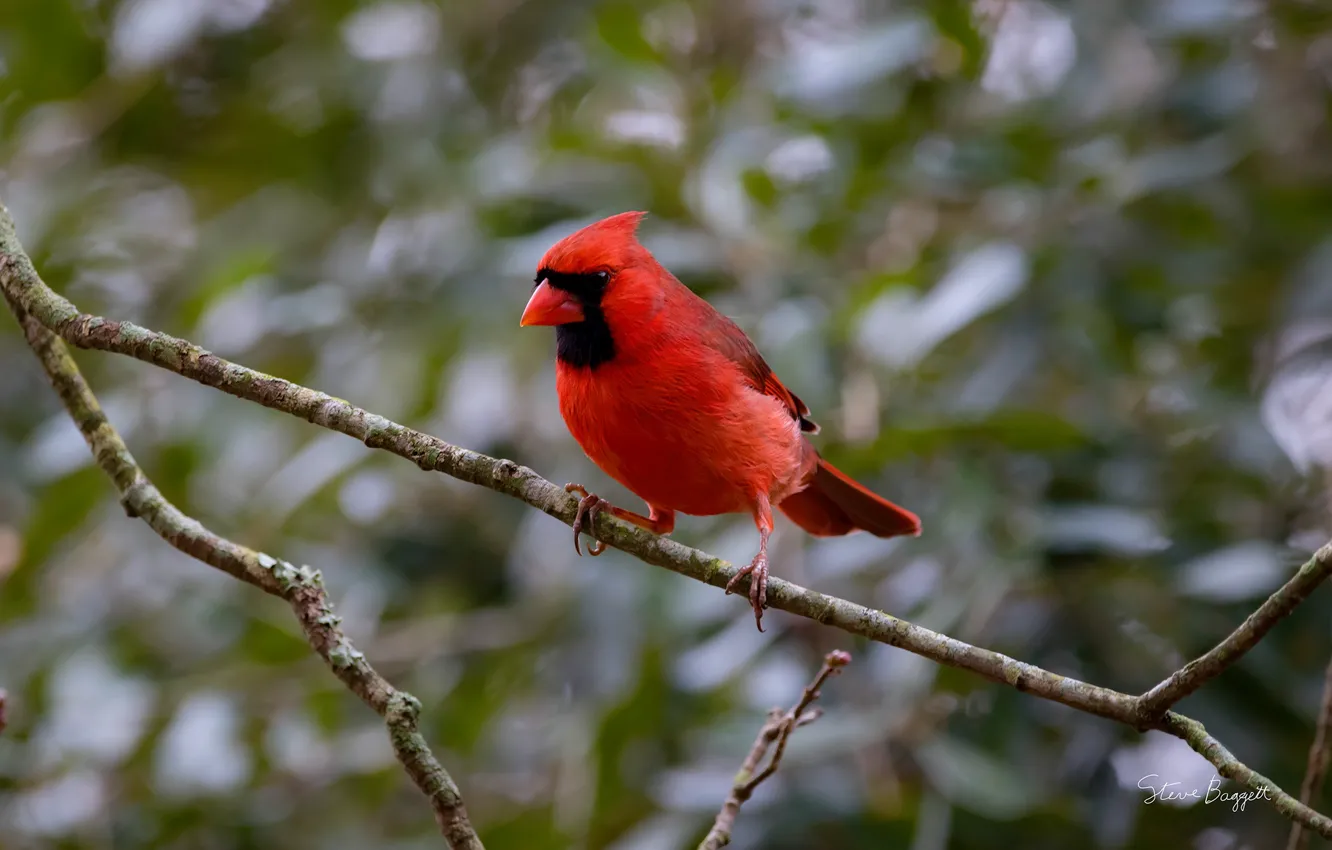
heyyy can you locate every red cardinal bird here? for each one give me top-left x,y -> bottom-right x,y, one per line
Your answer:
520,212 -> 920,630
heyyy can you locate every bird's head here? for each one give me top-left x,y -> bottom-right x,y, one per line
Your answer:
519,211 -> 650,329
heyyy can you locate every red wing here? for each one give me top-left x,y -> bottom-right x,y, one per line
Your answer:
703,311 -> 820,434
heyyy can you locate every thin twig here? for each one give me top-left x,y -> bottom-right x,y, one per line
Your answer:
3,200 -> 1332,839
1289,656 -> 1332,850
1161,713 -> 1332,836
699,650 -> 852,850
740,650 -> 851,795
4,292 -> 483,849
0,689 -> 7,735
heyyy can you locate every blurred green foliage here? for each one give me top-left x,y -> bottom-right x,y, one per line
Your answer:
3,0 -> 1332,848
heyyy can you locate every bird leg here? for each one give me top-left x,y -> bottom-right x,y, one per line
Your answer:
565,483 -> 675,557
726,494 -> 774,632
567,485 -> 609,556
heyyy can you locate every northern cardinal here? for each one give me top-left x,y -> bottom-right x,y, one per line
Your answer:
520,212 -> 920,630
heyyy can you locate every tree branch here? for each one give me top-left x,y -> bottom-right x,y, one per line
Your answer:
1161,713 -> 1332,834
3,200 -> 1331,839
0,207 -> 1156,721
3,288 -> 484,849
1288,656 -> 1332,850
1138,549 -> 1332,720
699,649 -> 852,850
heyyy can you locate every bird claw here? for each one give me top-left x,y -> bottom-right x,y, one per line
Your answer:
566,483 -> 608,556
726,552 -> 769,632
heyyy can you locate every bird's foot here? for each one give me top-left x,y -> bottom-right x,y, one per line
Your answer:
565,483 -> 608,556
725,551 -> 769,632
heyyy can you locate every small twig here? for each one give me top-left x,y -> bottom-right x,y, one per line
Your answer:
698,650 -> 852,850
0,689 -> 7,735
740,650 -> 850,795
1162,713 -> 1332,836
1289,656 -> 1332,850
1138,544 -> 1332,722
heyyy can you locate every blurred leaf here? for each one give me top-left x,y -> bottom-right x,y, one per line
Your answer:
915,736 -> 1041,820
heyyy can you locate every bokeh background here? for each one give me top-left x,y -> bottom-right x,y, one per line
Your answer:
3,1 -> 1332,848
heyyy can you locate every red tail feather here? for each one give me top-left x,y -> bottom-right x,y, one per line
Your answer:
779,458 -> 920,538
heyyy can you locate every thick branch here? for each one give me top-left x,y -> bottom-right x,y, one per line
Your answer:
3,201 -> 1331,840
4,291 -> 483,849
699,650 -> 851,850
1139,542 -> 1332,720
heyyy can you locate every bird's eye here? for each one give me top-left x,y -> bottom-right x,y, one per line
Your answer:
596,271 -> 610,284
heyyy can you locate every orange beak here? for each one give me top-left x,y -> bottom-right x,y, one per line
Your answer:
520,280 -> 585,326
